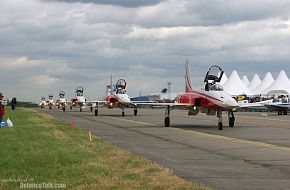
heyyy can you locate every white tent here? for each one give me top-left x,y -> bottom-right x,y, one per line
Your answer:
262,70 -> 290,95
223,70 -> 253,96
242,76 -> 250,86
253,72 -> 274,95
248,74 -> 261,90
219,73 -> 228,85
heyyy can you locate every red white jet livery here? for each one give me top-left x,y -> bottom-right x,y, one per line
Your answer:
138,60 -> 239,130
94,77 -> 152,117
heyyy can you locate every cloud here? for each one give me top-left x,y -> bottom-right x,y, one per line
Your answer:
32,75 -> 59,86
0,0 -> 290,102
43,0 -> 161,7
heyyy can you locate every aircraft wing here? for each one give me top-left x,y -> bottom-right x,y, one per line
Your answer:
238,99 -> 272,110
238,102 -> 267,109
264,103 -> 290,111
130,102 -> 193,107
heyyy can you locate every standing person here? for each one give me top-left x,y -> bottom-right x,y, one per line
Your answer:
11,97 -> 17,110
0,93 -> 5,123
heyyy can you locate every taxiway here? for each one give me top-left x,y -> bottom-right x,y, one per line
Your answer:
40,108 -> 290,190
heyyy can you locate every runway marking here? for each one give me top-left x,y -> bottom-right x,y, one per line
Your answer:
104,116 -> 290,153
236,115 -> 289,122
174,129 -> 290,152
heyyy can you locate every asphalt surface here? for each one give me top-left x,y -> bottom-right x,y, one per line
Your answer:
39,107 -> 290,190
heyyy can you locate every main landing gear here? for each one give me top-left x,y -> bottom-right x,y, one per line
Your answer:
228,109 -> 235,128
164,105 -> 171,127
217,109 -> 235,130
121,107 -> 125,117
95,103 -> 99,116
134,106 -> 138,116
278,111 -> 288,115
217,110 -> 223,130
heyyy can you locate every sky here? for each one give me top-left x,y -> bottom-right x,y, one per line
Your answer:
1,0 -> 290,102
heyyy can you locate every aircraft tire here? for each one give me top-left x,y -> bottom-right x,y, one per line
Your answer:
49,106 -> 52,110
80,108 -> 82,112
95,109 -> 98,116
63,107 -> 65,112
122,111 -> 125,117
90,107 -> 93,112
134,110 -> 137,116
229,117 -> 235,127
218,122 -> 223,130
164,117 -> 170,127
70,106 -> 72,110
283,111 -> 288,115
278,111 -> 282,115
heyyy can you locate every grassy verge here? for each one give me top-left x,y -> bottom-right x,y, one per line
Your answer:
0,108 -> 211,190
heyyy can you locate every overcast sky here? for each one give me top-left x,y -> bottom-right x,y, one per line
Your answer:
1,0 -> 290,102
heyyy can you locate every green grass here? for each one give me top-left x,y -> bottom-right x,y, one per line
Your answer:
0,108 -> 211,190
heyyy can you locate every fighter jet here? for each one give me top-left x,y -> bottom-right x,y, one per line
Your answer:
55,91 -> 67,112
39,96 -> 47,109
135,60 -> 239,130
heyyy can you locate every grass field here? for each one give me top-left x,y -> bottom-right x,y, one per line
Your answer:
0,108 -> 211,190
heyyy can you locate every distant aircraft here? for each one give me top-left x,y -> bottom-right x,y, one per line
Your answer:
47,93 -> 54,110
55,91 -> 67,112
69,86 -> 86,112
39,96 -> 47,109
94,77 -> 153,117
68,86 -> 93,112
266,99 -> 289,115
239,96 -> 289,115
136,60 -> 239,130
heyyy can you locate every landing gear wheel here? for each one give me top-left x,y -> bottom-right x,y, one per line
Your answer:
58,106 -> 60,109
278,111 -> 282,115
164,117 -> 170,127
70,106 -> 72,110
134,109 -> 138,116
122,111 -> 125,117
80,108 -> 82,112
62,107 -> 65,112
283,111 -> 288,115
218,122 -> 223,130
90,107 -> 93,112
95,109 -> 98,116
229,117 -> 235,127
49,106 -> 52,110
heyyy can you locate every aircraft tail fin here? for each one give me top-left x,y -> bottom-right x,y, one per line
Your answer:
105,75 -> 113,96
110,75 -> 113,94
185,60 -> 193,93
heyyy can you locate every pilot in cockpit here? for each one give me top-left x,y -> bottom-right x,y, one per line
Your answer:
116,88 -> 126,94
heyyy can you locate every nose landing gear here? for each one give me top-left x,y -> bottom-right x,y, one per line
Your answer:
217,110 -> 223,130
228,109 -> 235,127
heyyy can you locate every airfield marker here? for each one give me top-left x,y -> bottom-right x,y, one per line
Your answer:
72,119 -> 75,129
89,130 -> 92,142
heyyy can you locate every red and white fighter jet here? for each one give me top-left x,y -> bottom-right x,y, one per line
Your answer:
138,60 -> 239,130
